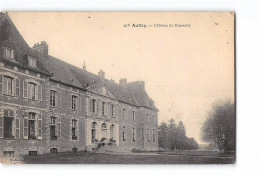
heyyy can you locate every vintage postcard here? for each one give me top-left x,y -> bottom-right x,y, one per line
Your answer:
0,12 -> 235,164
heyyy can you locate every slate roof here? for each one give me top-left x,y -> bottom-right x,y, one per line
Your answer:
0,12 -> 158,111
0,13 -> 51,76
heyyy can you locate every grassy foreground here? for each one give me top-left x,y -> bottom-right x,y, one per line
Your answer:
21,151 -> 235,164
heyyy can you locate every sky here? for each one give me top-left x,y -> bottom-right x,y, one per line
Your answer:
8,12 -> 234,144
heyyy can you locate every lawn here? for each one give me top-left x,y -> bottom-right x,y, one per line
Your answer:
21,151 -> 235,164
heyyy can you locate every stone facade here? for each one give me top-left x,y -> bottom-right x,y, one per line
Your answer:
0,13 -> 158,157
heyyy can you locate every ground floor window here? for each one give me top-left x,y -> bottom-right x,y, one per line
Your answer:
101,123 -> 107,139
72,119 -> 78,140
72,147 -> 78,153
50,117 -> 57,140
50,148 -> 58,154
91,122 -> 97,142
122,131 -> 126,141
28,151 -> 37,156
147,128 -> 150,142
152,129 -> 155,142
3,151 -> 14,157
28,120 -> 36,139
132,128 -> 136,142
110,124 -> 115,140
28,112 -> 36,139
3,117 -> 14,138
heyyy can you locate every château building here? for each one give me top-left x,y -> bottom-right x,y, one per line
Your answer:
0,12 -> 158,157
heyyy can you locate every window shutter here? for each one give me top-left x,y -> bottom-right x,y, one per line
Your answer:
37,114 -> 42,139
57,117 -> 61,139
58,91 -> 61,107
23,81 -> 28,98
76,119 -> 79,138
3,76 -> 7,94
89,98 -> 92,114
0,74 -> 2,93
0,116 -> 3,138
15,79 -> 20,96
38,85 -> 42,101
15,118 -> 20,139
97,100 -> 100,117
70,94 -> 72,109
86,96 -> 89,114
105,103 -> 107,116
12,79 -> 16,96
95,99 -> 97,114
35,85 -> 39,100
23,112 -> 29,139
78,96 -> 81,111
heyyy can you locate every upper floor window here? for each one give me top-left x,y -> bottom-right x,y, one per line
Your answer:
50,90 -> 57,107
4,47 -> 14,60
71,95 -> 77,110
102,102 -> 105,115
111,104 -> 114,117
147,114 -> 150,123
28,82 -> 36,100
123,108 -> 126,120
92,99 -> 96,113
3,76 -> 14,96
28,56 -> 37,68
132,111 -> 136,122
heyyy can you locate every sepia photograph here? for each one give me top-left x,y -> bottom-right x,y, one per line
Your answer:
0,12 -> 235,164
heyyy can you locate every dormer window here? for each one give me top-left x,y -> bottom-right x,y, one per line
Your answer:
4,47 -> 14,60
28,56 -> 37,68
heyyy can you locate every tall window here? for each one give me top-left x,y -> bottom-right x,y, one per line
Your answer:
132,128 -> 136,142
111,104 -> 114,117
5,47 -> 14,60
91,122 -> 97,142
110,124 -> 115,139
132,111 -> 136,122
102,102 -> 105,115
123,108 -> 126,120
50,90 -> 57,107
72,119 -> 77,140
3,76 -> 14,96
101,123 -> 107,139
92,99 -> 96,113
147,114 -> 150,123
28,113 -> 36,139
147,128 -> 150,142
50,117 -> 57,140
122,131 -> 126,141
28,56 -> 37,68
2,109 -> 15,139
152,129 -> 155,142
28,82 -> 36,100
71,95 -> 77,110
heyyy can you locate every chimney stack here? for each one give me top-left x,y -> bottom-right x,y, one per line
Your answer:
139,80 -> 145,89
119,78 -> 127,86
33,41 -> 48,56
98,69 -> 105,80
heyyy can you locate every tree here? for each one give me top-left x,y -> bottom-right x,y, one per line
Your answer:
158,122 -> 168,148
186,137 -> 199,151
201,99 -> 235,153
158,119 -> 199,151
